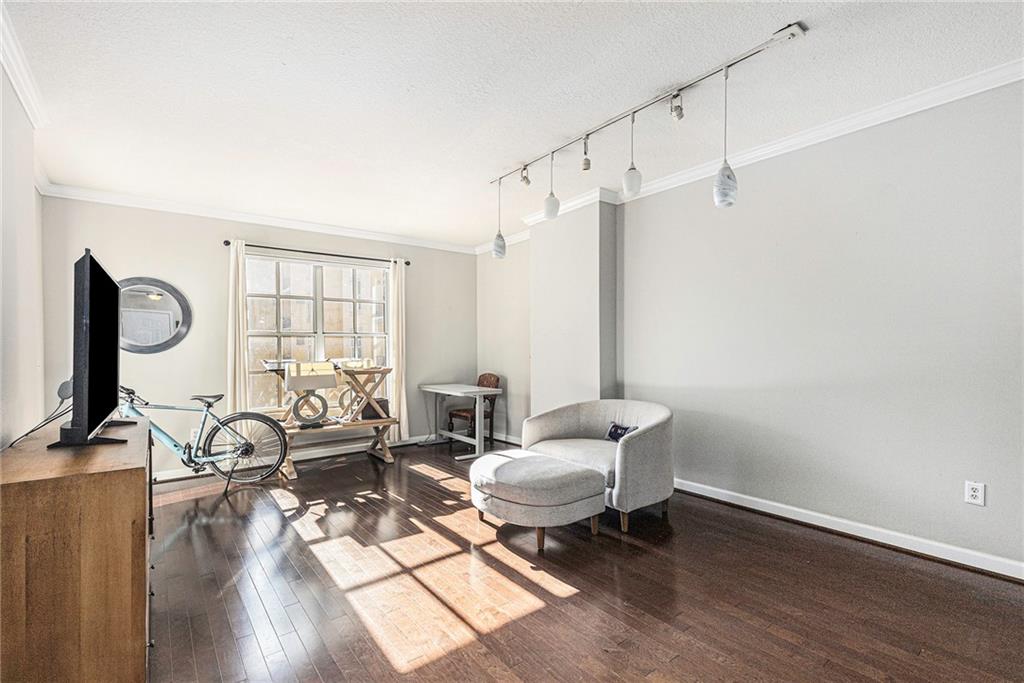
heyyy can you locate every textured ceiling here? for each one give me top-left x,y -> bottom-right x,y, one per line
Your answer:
8,2 -> 1023,247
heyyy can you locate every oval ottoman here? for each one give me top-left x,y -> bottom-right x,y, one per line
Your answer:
469,449 -> 606,551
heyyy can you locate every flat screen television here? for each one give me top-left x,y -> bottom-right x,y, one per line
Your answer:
48,249 -> 125,448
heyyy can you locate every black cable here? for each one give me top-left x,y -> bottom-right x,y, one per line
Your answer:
5,404 -> 73,449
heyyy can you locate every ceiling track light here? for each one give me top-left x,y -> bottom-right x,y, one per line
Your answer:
670,92 -> 684,121
485,22 -> 805,205
622,112 -> 642,198
713,66 -> 738,208
492,177 -> 506,259
544,151 -> 560,220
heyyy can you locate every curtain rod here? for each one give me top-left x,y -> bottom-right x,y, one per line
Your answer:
488,22 -> 806,185
223,240 -> 410,266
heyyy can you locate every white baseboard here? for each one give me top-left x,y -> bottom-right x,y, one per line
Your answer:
675,479 -> 1023,581
492,432 -> 522,446
152,433 -> 431,483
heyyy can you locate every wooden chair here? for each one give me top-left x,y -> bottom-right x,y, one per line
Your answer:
447,373 -> 500,447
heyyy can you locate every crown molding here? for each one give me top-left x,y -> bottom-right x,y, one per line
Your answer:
475,58 -> 1024,253
1,2 -> 47,128
521,187 -> 621,226
36,180 -> 478,254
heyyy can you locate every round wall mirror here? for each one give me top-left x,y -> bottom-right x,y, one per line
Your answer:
119,277 -> 192,354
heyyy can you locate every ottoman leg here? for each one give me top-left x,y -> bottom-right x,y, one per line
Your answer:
478,509 -> 484,522
662,499 -> 669,520
619,511 -> 629,534
590,515 -> 599,535
536,527 -> 545,551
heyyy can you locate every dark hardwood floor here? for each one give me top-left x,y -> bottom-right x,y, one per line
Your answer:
150,444 -> 1024,682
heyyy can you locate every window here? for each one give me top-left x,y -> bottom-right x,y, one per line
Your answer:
244,253 -> 388,411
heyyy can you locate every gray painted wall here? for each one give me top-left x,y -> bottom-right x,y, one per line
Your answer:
41,197 -> 478,473
476,240 -> 530,440
620,82 -> 1022,561
1,70 -> 45,448
530,201 -> 617,414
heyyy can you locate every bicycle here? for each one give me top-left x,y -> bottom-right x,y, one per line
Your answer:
119,385 -> 288,484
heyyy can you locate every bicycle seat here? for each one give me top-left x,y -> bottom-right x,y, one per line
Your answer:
190,394 -> 224,406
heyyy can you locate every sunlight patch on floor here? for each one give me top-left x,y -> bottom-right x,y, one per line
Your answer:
312,534 -> 402,591
481,541 -> 580,598
347,573 -> 477,673
379,517 -> 461,567
289,502 -> 328,542
407,463 -> 453,481
267,487 -> 300,512
412,552 -> 546,634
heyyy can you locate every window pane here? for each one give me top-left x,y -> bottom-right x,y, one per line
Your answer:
281,299 -> 314,332
246,258 -> 276,294
247,297 -> 277,332
281,336 -> 314,362
247,336 -> 277,371
323,265 -> 354,299
324,301 -> 354,333
356,303 -> 385,333
279,262 -> 313,296
324,336 -> 356,359
358,336 -> 388,368
356,269 -> 386,301
248,373 -> 279,409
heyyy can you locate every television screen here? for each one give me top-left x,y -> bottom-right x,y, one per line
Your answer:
50,249 -> 121,447
81,252 -> 120,437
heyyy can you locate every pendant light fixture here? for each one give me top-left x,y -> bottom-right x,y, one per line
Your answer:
544,152 -> 560,220
622,112 -> 642,198
484,23 -> 805,211
492,177 -> 506,259
713,66 -> 738,208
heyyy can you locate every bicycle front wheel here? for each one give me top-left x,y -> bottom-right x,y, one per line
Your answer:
204,412 -> 288,482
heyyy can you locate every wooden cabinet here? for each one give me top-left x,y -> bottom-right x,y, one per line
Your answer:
1,419 -> 151,682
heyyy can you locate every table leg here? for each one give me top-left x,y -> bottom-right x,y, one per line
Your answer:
279,433 -> 297,480
475,395 -> 485,456
417,392 -> 449,446
368,425 -> 394,464
453,395 -> 487,462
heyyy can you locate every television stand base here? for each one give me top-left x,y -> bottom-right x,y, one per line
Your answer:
47,435 -> 128,449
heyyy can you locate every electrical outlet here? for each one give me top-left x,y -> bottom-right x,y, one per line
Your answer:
190,428 -> 200,444
964,481 -> 986,507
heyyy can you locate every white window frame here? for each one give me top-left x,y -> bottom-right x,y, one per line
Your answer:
244,248 -> 389,411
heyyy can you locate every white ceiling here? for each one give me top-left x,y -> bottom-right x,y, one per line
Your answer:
7,2 -> 1023,247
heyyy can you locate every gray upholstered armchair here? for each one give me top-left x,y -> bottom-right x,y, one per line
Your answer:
521,399 -> 673,532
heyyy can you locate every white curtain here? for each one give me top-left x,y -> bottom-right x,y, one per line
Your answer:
388,259 -> 410,441
226,240 -> 248,412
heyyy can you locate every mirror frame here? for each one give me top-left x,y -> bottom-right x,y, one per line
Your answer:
118,276 -> 193,354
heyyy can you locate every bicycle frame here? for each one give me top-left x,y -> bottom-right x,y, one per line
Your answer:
120,401 -> 249,466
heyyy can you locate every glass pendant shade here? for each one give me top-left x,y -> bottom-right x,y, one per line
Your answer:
622,164 -> 642,198
544,192 -> 560,220
713,161 -> 737,208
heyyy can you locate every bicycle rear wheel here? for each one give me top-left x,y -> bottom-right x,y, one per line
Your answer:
204,412 -> 288,482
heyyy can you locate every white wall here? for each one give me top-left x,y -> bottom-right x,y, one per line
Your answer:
41,197 -> 478,472
476,240 -> 530,441
621,83 -> 1023,563
1,70 -> 45,448
529,201 -> 617,414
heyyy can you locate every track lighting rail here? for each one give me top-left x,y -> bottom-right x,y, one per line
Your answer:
488,22 -> 805,185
